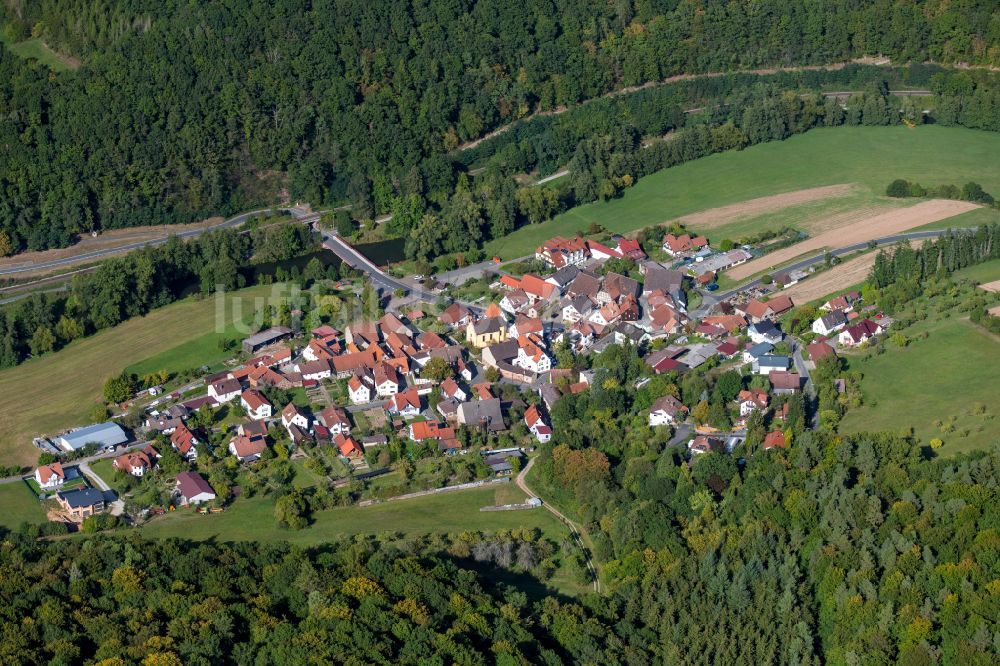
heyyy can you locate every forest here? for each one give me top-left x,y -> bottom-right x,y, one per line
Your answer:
1,1 -> 999,255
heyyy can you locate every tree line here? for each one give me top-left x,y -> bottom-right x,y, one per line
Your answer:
1,1 -> 999,254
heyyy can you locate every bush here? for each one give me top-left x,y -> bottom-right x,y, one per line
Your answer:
886,179 -> 911,197
930,438 -> 943,450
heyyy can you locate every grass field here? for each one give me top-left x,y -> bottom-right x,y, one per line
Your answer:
0,34 -> 79,71
141,484 -> 565,543
0,284 -> 283,467
955,257 -> 1000,284
0,483 -> 48,531
485,126 -> 1000,259
839,317 -> 1000,457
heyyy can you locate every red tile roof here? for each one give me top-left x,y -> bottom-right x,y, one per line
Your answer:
37,463 -> 64,484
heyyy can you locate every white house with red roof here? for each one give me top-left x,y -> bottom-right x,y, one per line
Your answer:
648,395 -> 688,426
385,388 -> 421,418
737,390 -> 769,417
440,378 -> 467,402
373,362 -> 401,397
281,403 -> 310,432
513,337 -> 551,374
524,404 -> 551,443
348,373 -> 374,404
536,236 -> 588,267
34,463 -> 66,491
240,389 -> 273,420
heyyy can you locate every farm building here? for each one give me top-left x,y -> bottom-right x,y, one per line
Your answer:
56,422 -> 128,452
242,326 -> 293,353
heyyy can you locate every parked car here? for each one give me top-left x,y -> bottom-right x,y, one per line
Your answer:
706,283 -> 719,292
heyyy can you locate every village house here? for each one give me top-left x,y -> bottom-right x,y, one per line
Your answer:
348,373 -> 374,404
240,389 -> 273,420
334,434 -> 365,460
839,319 -> 883,347
688,435 -> 724,455
229,434 -> 267,462
113,446 -> 159,477
440,378 -> 467,402
373,362 -> 401,397
524,404 -> 552,443
513,336 -> 552,374
509,315 -> 544,339
561,294 -> 596,323
175,471 -> 216,505
457,398 -> 506,432
770,371 -> 802,394
763,431 -> 787,450
170,423 -> 199,460
298,358 -> 333,382
821,291 -> 860,313
317,405 -> 351,436
145,414 -> 182,435
208,377 -> 242,404
385,388 -> 422,418
737,390 -> 769,417
812,311 -> 849,336
34,463 -> 66,491
56,488 -> 105,521
807,341 -> 837,363
754,355 -> 791,375
439,302 -> 473,328
616,238 -> 647,260
748,320 -> 783,345
743,342 -> 775,365
585,239 -> 620,260
281,403 -> 310,433
544,265 -> 579,292
662,233 -> 708,256
536,235 -> 588,267
740,296 -> 794,323
648,394 -> 689,427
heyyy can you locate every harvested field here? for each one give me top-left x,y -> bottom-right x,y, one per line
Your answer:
989,305 -> 1000,316
780,255 -> 877,303
979,279 -> 1000,293
727,199 -> 980,280
781,241 -> 924,304
674,184 -> 856,229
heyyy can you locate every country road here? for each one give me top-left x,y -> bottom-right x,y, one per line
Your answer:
692,228 -> 972,318
515,457 -> 601,593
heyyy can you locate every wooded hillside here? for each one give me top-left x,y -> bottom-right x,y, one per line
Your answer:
1,1 -> 998,252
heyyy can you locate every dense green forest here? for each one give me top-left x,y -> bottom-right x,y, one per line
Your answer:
1,1 -> 999,254
0,534 -> 612,664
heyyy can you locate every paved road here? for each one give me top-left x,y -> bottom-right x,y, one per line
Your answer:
515,457 -> 601,593
320,229 -> 485,315
0,207 -> 317,278
692,228 -> 974,318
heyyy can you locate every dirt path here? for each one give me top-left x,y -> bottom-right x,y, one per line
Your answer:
727,199 -> 980,280
673,184 -> 857,229
516,457 -> 601,593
